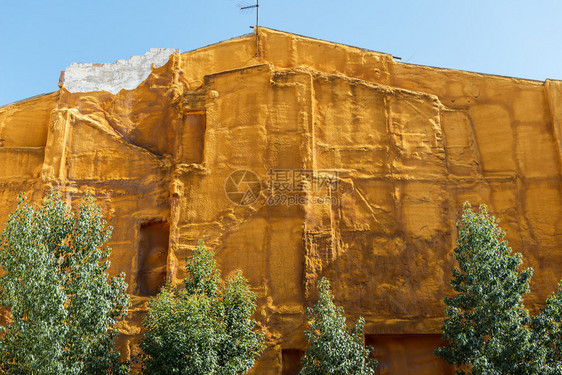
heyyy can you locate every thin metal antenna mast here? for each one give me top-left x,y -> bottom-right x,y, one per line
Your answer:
240,0 -> 259,58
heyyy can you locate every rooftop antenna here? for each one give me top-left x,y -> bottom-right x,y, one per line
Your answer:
238,0 -> 260,58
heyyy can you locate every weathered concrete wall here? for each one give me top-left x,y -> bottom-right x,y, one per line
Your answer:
61,48 -> 179,94
1,28 -> 561,374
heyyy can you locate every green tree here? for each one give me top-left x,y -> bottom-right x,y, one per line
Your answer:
531,283 -> 562,374
300,277 -> 375,375
435,203 -> 549,374
139,241 -> 265,374
0,190 -> 129,374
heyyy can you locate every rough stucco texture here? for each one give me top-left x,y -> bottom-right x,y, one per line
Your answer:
1,28 -> 562,374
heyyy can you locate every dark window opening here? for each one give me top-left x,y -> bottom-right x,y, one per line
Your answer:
282,349 -> 304,375
180,112 -> 205,164
138,220 -> 169,296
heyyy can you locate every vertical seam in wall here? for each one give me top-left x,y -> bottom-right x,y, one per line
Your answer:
544,80 -> 562,175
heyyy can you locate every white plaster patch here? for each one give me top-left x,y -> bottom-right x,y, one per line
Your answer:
61,48 -> 179,94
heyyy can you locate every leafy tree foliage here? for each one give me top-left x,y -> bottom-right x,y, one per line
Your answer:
140,241 -> 265,374
300,277 -> 375,375
531,283 -> 562,374
0,190 -> 129,374
435,203 -> 562,374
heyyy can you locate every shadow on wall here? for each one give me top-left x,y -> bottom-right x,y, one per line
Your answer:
137,220 -> 170,296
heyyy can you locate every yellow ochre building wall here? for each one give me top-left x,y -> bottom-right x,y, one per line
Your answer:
1,28 -> 562,374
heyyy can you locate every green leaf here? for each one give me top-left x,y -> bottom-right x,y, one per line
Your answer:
0,189 -> 130,374
139,241 -> 265,374
300,278 -> 376,375
435,202 -> 562,374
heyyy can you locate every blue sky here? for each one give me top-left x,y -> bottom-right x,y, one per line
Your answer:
1,0 -> 561,106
